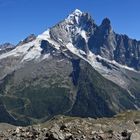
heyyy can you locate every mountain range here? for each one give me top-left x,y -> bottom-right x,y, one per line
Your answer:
0,9 -> 140,126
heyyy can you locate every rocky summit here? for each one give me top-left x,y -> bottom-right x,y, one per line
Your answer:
0,111 -> 140,140
0,9 -> 140,126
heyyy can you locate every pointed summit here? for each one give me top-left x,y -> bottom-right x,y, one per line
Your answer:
72,9 -> 83,15
101,17 -> 111,27
100,17 -> 112,33
48,9 -> 96,45
67,9 -> 83,23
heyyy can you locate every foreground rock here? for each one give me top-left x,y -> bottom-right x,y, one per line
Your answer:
0,111 -> 140,140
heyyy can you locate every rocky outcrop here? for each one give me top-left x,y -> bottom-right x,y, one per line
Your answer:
114,34 -> 140,70
17,34 -> 36,46
88,18 -> 140,70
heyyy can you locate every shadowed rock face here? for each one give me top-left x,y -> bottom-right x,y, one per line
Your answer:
88,18 -> 140,70
114,34 -> 140,70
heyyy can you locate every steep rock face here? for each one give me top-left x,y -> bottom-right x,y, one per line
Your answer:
88,18 -> 140,70
49,9 -> 140,70
89,18 -> 116,60
114,34 -> 140,70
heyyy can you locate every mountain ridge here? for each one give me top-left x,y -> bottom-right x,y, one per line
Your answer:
0,9 -> 140,125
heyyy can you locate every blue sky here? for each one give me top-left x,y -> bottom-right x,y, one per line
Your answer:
0,0 -> 140,44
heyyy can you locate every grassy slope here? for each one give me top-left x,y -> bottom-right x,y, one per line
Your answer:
0,58 -> 138,125
69,61 -> 137,118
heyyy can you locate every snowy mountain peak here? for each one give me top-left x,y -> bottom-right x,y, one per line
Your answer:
1,9 -> 139,72
72,9 -> 83,16
46,9 -> 96,47
0,9 -> 140,92
66,9 -> 83,25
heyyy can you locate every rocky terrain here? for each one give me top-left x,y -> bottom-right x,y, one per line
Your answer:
0,111 -> 139,140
